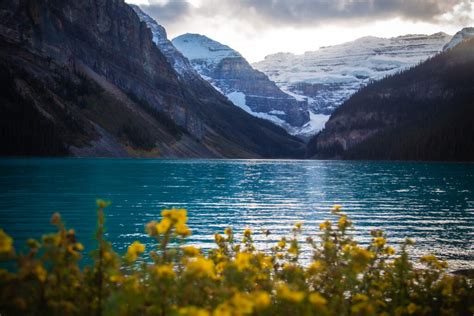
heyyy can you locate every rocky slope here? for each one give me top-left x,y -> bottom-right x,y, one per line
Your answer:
443,27 -> 474,50
171,33 -> 310,133
307,38 -> 474,161
253,33 -> 451,132
0,0 -> 304,158
130,5 -> 199,81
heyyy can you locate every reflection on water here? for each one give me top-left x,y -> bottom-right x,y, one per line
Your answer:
0,159 -> 472,270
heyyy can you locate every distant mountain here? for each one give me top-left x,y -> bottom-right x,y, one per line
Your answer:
253,33 -> 451,119
0,0 -> 304,158
171,34 -> 311,135
443,27 -> 474,50
307,38 -> 474,161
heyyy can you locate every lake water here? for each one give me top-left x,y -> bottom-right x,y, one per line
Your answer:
0,158 -> 473,270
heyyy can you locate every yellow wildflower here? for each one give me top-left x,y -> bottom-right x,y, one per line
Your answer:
224,227 -> 232,236
309,292 -> 327,307
162,208 -> 187,223
420,254 -> 447,269
319,221 -> 330,230
288,244 -> 298,255
324,241 -> 335,251
96,199 -> 110,209
110,275 -> 123,283
277,284 -> 305,303
216,262 -> 226,274
353,293 -> 369,302
253,291 -> 271,309
294,222 -> 303,230
156,217 -> 172,234
385,246 -> 395,255
0,229 -> 13,255
243,228 -> 252,238
175,223 -> 191,237
338,215 -> 349,229
308,260 -> 322,274
185,257 -> 215,278
213,304 -> 232,316
231,293 -> 254,314
352,247 -> 374,261
278,238 -> 286,248
260,255 -> 273,269
407,303 -> 417,314
235,252 -> 252,271
214,233 -> 225,243
179,306 -> 210,316
373,237 -> 386,247
35,265 -> 47,282
420,254 -> 438,263
126,241 -> 145,262
331,204 -> 342,213
155,264 -> 175,279
182,246 -> 200,257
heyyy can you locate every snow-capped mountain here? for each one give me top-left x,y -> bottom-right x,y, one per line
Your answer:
172,34 -> 311,134
443,27 -> 474,50
131,5 -> 199,80
253,33 -> 451,118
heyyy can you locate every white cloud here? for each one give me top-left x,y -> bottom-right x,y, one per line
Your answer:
126,0 -> 471,62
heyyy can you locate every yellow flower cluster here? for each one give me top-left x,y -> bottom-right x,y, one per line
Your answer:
185,257 -> 216,279
155,264 -> 175,279
0,229 -> 13,255
0,203 -> 471,316
126,241 -> 145,262
277,283 -> 305,303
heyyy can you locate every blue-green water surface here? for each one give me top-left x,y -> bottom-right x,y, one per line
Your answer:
0,159 -> 472,269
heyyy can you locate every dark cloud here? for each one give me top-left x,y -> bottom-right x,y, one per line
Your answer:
198,0 -> 472,25
137,0 -> 472,28
138,1 -> 191,24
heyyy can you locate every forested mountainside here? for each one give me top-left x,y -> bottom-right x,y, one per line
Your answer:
307,38 -> 474,161
0,0 -> 304,158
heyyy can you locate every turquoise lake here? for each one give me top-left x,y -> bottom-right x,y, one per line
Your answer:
0,158 -> 473,270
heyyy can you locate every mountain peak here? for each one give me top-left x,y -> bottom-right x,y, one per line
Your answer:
172,34 -> 310,132
443,27 -> 474,50
172,33 -> 241,64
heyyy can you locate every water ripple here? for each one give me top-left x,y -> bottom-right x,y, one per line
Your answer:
0,158 -> 473,270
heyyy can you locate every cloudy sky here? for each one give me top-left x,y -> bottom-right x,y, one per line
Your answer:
126,0 -> 474,62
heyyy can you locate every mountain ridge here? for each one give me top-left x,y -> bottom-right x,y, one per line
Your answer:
0,0 -> 305,158
253,32 -> 452,133
306,38 -> 474,161
171,33 -> 311,134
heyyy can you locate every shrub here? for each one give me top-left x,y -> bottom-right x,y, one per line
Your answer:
0,202 -> 472,315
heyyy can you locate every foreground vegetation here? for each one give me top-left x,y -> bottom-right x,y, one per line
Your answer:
0,202 -> 472,316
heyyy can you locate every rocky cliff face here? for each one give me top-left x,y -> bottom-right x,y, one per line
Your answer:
130,5 -> 199,80
307,38 -> 474,161
0,0 -> 304,158
172,33 -> 310,132
253,33 -> 451,118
